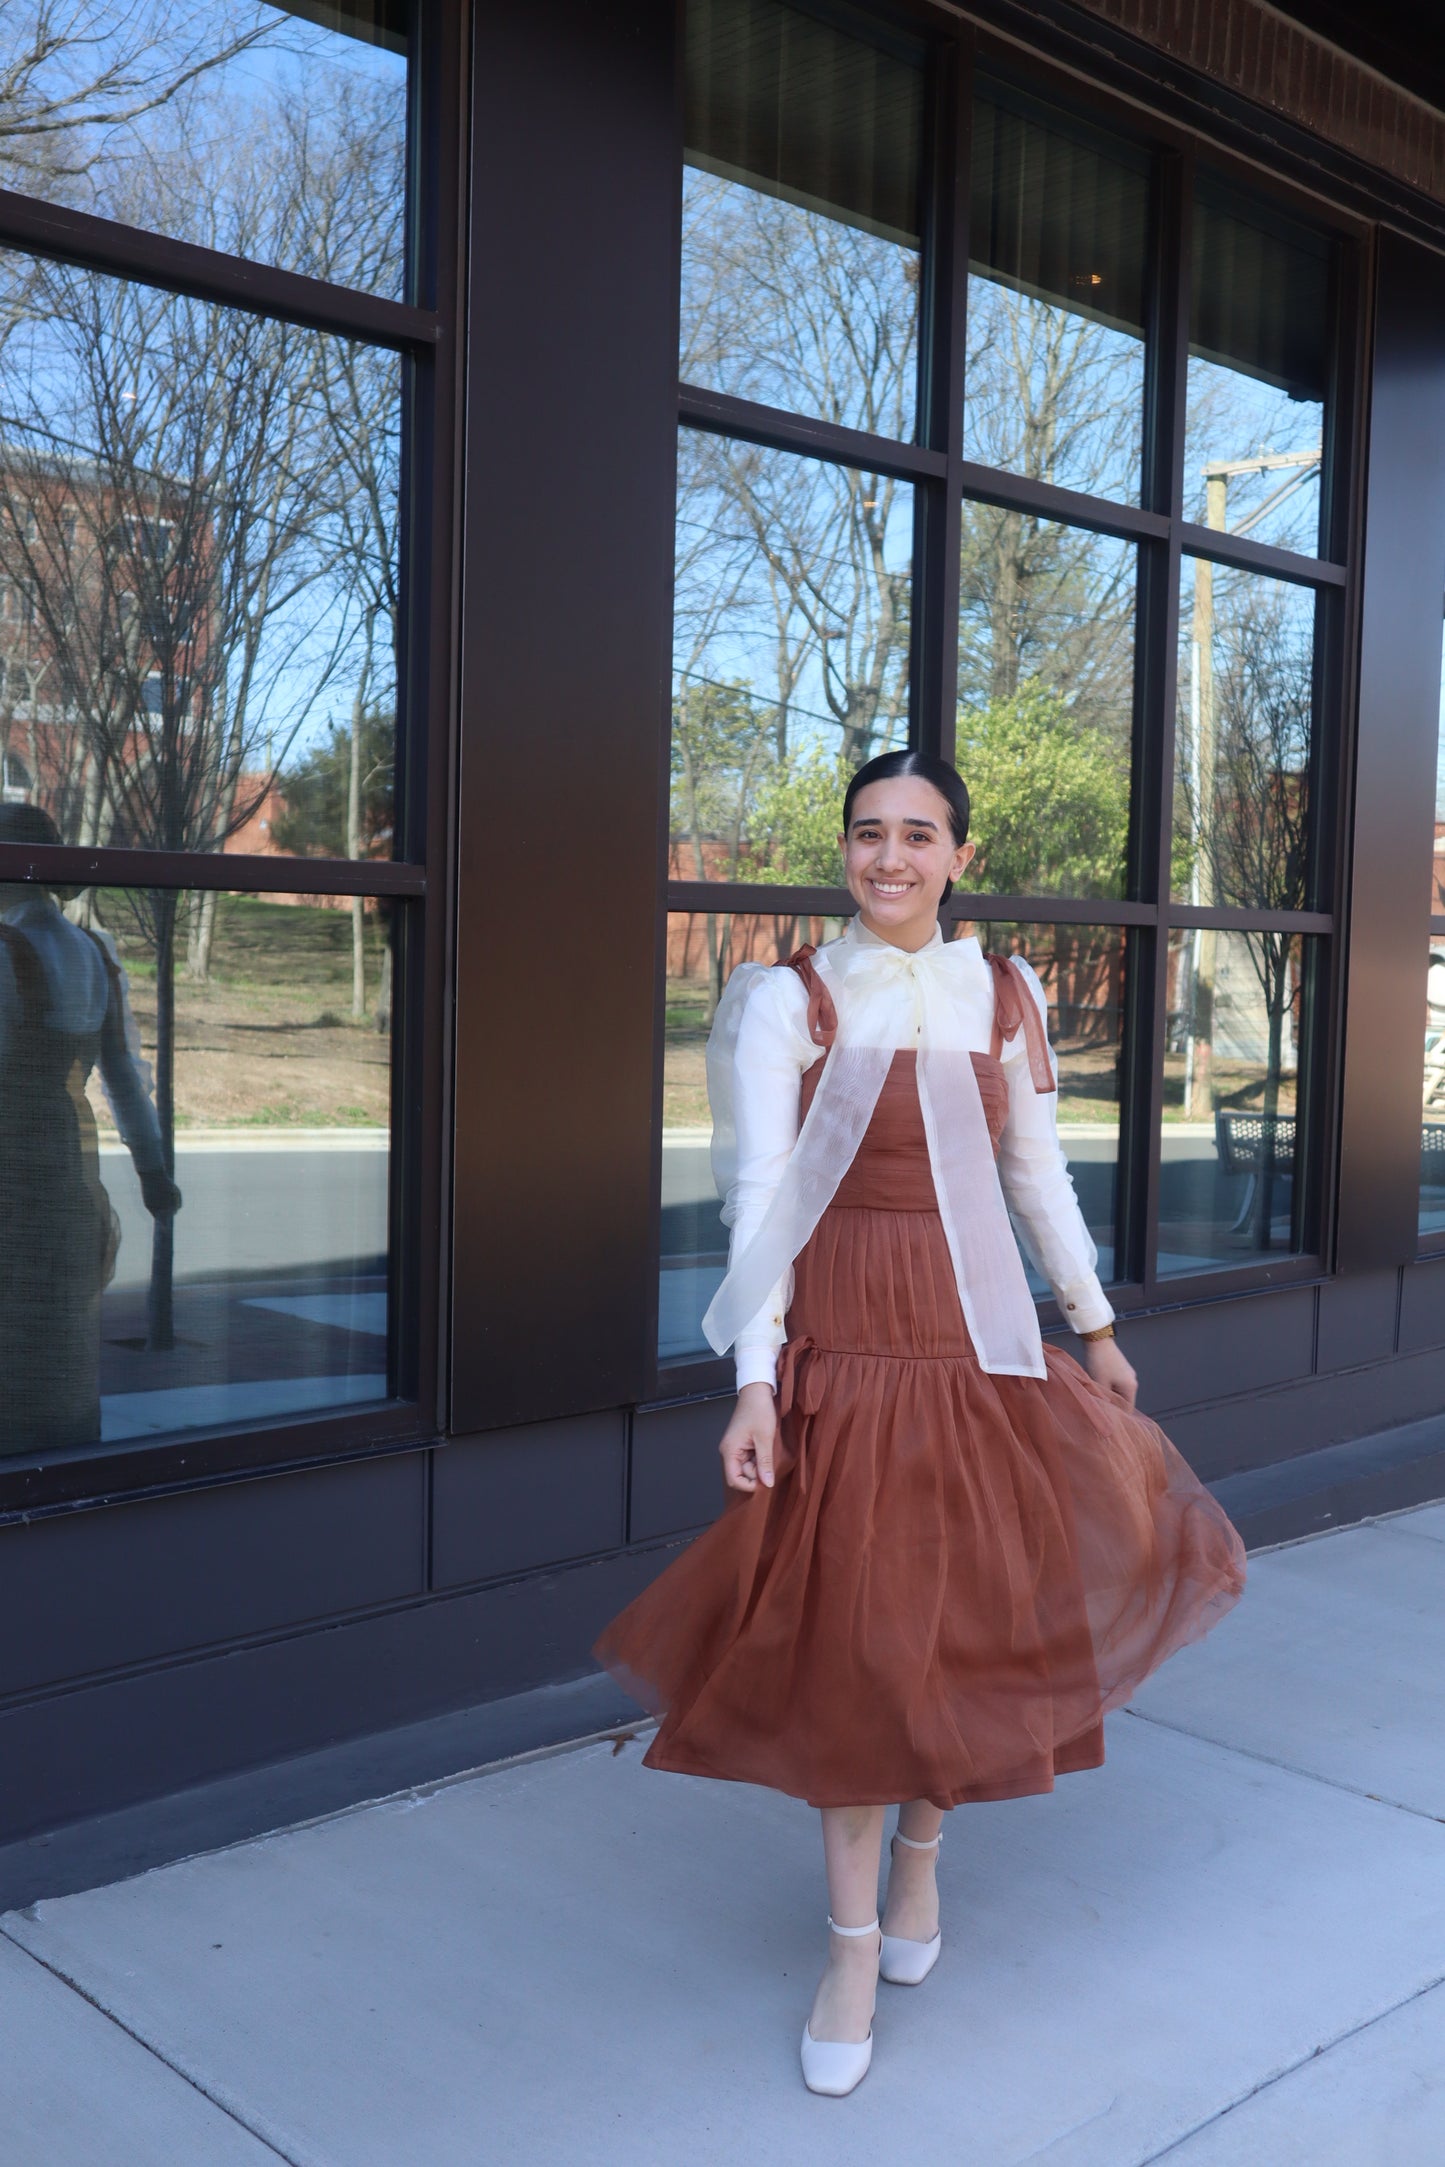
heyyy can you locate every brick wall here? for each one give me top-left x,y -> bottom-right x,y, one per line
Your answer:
1067,0 -> 1445,204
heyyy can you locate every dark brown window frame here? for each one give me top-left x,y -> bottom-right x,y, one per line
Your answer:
0,0 -> 467,1521
652,4 -> 1369,1405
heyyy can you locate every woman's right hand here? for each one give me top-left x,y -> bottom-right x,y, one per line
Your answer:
720,1382 -> 780,1494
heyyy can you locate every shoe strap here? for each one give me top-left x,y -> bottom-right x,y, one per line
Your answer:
892,1829 -> 943,1852
827,1915 -> 881,1937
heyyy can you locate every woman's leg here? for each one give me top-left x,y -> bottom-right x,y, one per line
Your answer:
809,1805 -> 885,2043
881,1800 -> 945,1944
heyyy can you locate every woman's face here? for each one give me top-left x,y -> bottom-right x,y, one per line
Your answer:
840,778 -> 975,944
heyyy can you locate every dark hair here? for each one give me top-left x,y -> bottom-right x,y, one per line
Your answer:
0,803 -> 63,851
0,802 -> 77,899
841,749 -> 971,904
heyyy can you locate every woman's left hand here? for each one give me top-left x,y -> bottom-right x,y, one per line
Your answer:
1083,1336 -> 1138,1409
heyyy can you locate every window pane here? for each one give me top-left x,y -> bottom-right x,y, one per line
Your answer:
0,883 -> 393,1457
683,0 -> 923,437
672,428 -> 912,886
966,90 -> 1149,504
1159,928 -> 1315,1278
957,508 -> 1135,898
954,920 -> 1125,1286
1173,558 -> 1317,910
1187,184 -> 1332,555
0,254 -> 400,859
1424,943 -> 1445,1237
0,3 -> 407,297
660,907 -> 848,1368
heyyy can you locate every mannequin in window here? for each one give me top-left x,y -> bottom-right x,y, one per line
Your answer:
596,751 -> 1246,2097
0,804 -> 180,1453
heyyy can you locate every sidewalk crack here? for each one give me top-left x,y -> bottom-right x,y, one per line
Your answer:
1121,1706 -> 1445,1825
1131,1970 -> 1445,2164
0,1921 -> 301,2166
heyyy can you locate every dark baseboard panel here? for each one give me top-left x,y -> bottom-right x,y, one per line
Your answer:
5,1409 -> 1443,1911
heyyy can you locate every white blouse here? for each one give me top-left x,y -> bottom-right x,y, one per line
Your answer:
717,916 -> 1115,1391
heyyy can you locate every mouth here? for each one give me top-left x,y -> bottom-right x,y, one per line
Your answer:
868,879 -> 915,898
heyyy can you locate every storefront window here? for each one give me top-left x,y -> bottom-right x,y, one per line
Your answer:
682,0 -> 924,437
0,881 -> 392,1456
1159,928 -> 1315,1276
0,253 -> 401,861
957,510 -> 1136,898
967,90 -> 1150,505
1187,184 -> 1333,557
1173,559 -> 1318,911
0,2 -> 409,297
672,429 -> 913,886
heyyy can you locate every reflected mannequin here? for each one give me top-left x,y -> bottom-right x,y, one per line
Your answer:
0,806 -> 181,1453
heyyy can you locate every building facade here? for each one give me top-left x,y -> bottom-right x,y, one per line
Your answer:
5,0 -> 1445,1869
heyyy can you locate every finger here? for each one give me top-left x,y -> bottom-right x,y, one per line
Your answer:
754,1428 -> 775,1490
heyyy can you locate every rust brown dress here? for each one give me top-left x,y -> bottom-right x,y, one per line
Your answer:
596,948 -> 1246,1809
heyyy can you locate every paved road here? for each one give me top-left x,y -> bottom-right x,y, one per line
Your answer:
98,1133 -> 388,1291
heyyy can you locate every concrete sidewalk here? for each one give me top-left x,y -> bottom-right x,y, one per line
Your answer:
4,1507 -> 1445,2166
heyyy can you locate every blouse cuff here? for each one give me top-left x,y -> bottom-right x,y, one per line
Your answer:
1054,1274 -> 1115,1335
734,1343 -> 780,1392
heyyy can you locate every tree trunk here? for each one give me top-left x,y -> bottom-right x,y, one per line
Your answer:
347,630 -> 371,1021
187,888 -> 219,982
147,890 -> 178,1353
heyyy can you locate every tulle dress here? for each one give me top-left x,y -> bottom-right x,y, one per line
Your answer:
596,946 -> 1246,1809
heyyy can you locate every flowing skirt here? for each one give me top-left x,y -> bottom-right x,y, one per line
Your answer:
597,1198 -> 1246,1809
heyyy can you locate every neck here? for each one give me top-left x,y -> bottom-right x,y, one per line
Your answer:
853,904 -> 940,953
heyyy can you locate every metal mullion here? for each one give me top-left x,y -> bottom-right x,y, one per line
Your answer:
956,460 -> 1169,545
678,384 -> 947,482
1138,145 -> 1195,1301
1167,905 -> 1333,936
1141,1253 -> 1327,1314
1432,919 -> 1445,937
944,893 -> 1152,927
0,186 -> 440,353
667,879 -> 852,918
1177,523 -> 1347,588
914,27 -> 970,762
0,843 -> 425,898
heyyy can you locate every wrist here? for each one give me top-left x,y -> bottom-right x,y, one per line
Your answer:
1079,1323 -> 1115,1343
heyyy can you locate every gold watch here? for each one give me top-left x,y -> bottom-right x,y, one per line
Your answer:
1079,1323 -> 1115,1342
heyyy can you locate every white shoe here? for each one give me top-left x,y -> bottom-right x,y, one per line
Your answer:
800,1917 -> 878,2097
879,1829 -> 942,1986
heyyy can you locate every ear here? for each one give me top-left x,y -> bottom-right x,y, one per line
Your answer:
953,838 -> 977,878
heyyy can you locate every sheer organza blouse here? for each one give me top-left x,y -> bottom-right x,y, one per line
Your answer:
702,915 -> 1114,1391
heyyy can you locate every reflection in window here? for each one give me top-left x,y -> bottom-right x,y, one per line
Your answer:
0,879 -> 393,1456
1423,946 -> 1445,1237
683,0 -> 923,437
966,91 -> 1149,504
1174,558 -> 1316,910
0,251 -> 400,862
957,509 -> 1135,898
0,2 -> 408,297
955,920 -> 1125,1286
672,429 -> 912,888
660,908 -> 848,1367
1187,185 -> 1332,555
1160,928 -> 1312,1277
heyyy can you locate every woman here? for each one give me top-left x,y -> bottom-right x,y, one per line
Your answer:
596,751 -> 1245,2096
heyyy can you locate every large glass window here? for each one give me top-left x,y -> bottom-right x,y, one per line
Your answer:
0,255 -> 400,862
966,91 -> 1149,504
1160,929 -> 1316,1277
1186,186 -> 1333,557
1174,560 -> 1318,911
0,4 -> 408,297
682,0 -> 923,436
0,880 -> 392,1456
662,6 -> 1354,1375
957,510 -> 1136,898
672,430 -> 913,886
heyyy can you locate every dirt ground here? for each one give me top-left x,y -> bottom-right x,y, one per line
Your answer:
86,892 -> 391,1133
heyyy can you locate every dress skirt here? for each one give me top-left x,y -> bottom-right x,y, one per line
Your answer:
596,1054 -> 1247,1810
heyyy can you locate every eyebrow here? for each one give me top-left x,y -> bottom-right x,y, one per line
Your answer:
849,813 -> 942,831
